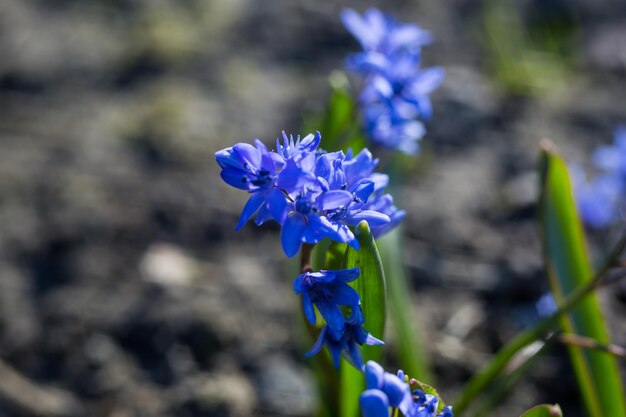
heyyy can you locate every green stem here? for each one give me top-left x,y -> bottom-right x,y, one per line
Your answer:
453,234 -> 626,416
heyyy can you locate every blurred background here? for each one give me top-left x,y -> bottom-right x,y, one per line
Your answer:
1,0 -> 626,416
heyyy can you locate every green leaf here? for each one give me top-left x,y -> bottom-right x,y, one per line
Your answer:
339,361 -> 364,417
519,404 -> 562,417
539,146 -> 626,417
470,341 -> 548,417
343,221 -> 386,360
378,227 -> 433,383
339,221 -> 387,417
319,71 -> 355,151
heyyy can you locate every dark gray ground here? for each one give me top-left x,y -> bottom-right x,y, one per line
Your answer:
1,0 -> 626,416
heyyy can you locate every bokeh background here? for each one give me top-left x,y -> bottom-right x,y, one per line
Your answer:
1,0 -> 626,416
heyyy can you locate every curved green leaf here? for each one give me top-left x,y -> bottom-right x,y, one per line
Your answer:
378,228 -> 432,383
339,221 -> 387,417
519,404 -> 562,417
343,221 -> 386,358
539,146 -> 626,417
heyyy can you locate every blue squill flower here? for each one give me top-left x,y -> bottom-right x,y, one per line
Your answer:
406,390 -> 453,417
293,268 -> 361,337
365,194 -> 406,239
571,126 -> 626,228
359,361 -> 454,417
361,361 -> 413,416
280,187 -> 359,258
575,174 -> 622,228
306,307 -> 383,369
215,140 -> 286,229
342,8 -> 444,154
341,8 -> 432,57
591,125 -> 626,177
216,132 -> 405,256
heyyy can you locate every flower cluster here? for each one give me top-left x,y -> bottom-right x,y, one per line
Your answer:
573,125 -> 626,228
216,131 -> 405,257
341,8 -> 444,154
360,361 -> 453,417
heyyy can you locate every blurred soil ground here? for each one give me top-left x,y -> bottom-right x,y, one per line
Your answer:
0,0 -> 626,416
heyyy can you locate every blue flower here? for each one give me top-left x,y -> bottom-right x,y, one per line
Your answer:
342,8 -> 444,154
572,126 -> 626,228
215,140 -> 286,229
365,194 -> 406,239
305,307 -> 383,369
280,187 -> 359,257
216,132 -> 405,256
293,268 -> 361,337
360,361 -> 413,417
359,361 -> 454,417
341,8 -> 432,57
406,391 -> 453,417
591,125 -> 626,177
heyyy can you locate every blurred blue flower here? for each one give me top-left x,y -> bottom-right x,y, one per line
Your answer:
216,133 -> 406,256
407,390 -> 453,417
536,292 -> 558,317
215,140 -> 285,230
293,268 -> 360,337
572,126 -> 626,228
591,125 -> 626,177
361,361 -> 412,416
341,8 -> 432,59
342,8 -> 444,154
306,307 -> 383,369
359,361 -> 454,417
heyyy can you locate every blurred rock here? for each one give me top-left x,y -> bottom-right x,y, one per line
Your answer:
256,356 -> 316,417
170,371 -> 256,417
584,22 -> 626,72
140,243 -> 199,288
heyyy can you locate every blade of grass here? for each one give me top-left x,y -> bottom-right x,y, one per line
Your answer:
539,145 -> 626,417
471,341 -> 548,417
519,404 -> 562,417
378,227 -> 432,382
453,232 -> 626,416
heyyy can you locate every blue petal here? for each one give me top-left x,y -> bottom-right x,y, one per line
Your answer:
267,188 -> 288,224
328,339 -> 343,369
220,168 -> 249,190
351,179 -> 375,203
235,193 -> 264,230
389,25 -> 432,49
382,374 -> 411,410
215,147 -> 239,169
349,210 -> 390,227
331,283 -> 360,306
359,389 -> 389,417
341,9 -> 375,49
300,131 -> 321,151
345,339 -> 365,369
364,333 -> 384,346
365,361 -> 385,390
310,215 -> 355,244
254,205 -> 274,226
411,67 -> 445,95
320,190 -> 353,211
305,326 -> 328,357
277,160 -> 305,191
302,291 -> 316,325
281,214 -> 306,258
335,267 -> 360,283
315,299 -> 346,336
233,143 -> 261,169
